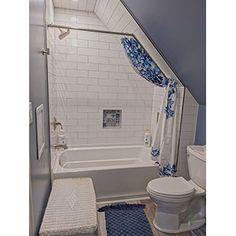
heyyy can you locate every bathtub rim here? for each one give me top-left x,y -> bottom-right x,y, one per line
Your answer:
52,145 -> 157,174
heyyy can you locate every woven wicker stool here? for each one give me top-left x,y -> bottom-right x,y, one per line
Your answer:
39,178 -> 97,236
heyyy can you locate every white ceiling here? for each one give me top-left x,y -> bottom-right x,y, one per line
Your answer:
53,0 -> 98,12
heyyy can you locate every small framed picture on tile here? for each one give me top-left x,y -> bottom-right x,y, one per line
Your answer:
36,104 -> 45,160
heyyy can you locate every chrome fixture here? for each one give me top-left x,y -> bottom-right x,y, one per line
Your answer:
49,23 -> 134,37
58,28 -> 70,40
51,117 -> 63,130
53,144 -> 68,150
40,48 -> 50,55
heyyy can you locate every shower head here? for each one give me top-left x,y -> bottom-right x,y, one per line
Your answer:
58,28 -> 70,40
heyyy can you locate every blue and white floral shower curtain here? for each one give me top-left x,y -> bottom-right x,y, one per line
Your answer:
121,37 -> 179,177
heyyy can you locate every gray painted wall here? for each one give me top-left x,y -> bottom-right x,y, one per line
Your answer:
29,0 -> 51,235
122,0 -> 206,105
195,105 -> 206,145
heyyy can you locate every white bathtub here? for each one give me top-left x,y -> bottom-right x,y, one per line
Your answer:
52,145 -> 158,201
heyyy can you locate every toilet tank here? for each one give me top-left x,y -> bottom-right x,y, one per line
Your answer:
187,145 -> 206,189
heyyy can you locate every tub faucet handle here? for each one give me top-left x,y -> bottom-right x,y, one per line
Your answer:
51,117 -> 63,130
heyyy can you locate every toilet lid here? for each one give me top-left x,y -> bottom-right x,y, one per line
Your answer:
147,177 -> 194,196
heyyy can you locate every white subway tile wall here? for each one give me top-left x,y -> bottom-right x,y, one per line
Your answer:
46,0 -> 58,167
53,8 -> 155,146
46,0 -> 57,139
47,28 -> 57,123
94,0 -> 199,179
176,89 -> 199,179
47,1 -> 199,179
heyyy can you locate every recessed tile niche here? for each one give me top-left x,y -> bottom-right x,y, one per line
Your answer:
103,110 -> 122,128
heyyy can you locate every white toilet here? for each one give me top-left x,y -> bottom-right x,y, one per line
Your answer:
147,145 -> 206,234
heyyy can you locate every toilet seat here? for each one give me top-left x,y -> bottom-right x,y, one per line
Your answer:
147,177 -> 195,199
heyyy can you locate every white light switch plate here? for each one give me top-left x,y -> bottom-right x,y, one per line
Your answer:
29,102 -> 33,125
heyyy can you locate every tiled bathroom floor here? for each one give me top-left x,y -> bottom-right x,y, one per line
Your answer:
97,199 -> 193,236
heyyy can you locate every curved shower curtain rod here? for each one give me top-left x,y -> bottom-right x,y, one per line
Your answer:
48,23 -> 135,37
47,23 -> 182,86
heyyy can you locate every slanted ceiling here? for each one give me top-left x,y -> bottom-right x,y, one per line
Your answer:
53,0 -> 97,12
122,0 -> 206,105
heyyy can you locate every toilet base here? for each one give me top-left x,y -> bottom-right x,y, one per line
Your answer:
153,218 -> 205,234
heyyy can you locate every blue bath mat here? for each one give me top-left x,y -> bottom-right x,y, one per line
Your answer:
191,224 -> 206,236
98,203 -> 154,236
